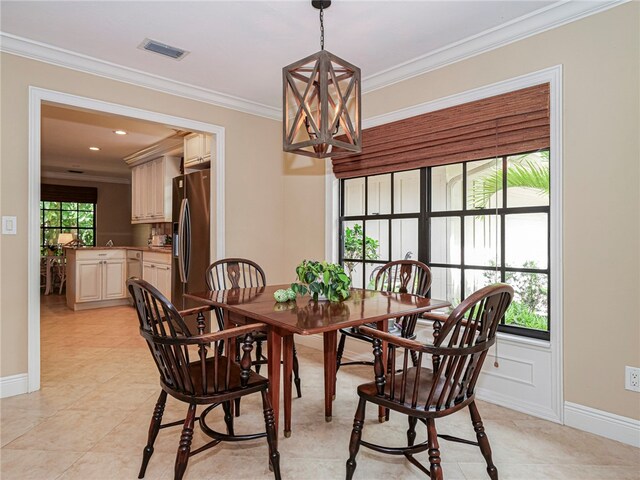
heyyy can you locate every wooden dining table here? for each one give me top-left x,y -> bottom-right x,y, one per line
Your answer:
186,284 -> 450,437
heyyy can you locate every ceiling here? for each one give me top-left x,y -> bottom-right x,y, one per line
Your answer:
3,1 -> 619,179
41,104 -> 178,180
1,0 -> 572,111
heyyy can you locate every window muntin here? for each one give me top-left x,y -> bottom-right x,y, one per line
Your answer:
340,149 -> 550,340
41,201 -> 96,250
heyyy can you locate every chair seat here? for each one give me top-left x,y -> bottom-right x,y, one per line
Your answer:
357,366 -> 463,413
163,355 -> 269,398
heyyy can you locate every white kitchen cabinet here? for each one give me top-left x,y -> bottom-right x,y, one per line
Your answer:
184,133 -> 213,169
66,249 -> 128,310
142,251 -> 172,299
130,156 -> 180,224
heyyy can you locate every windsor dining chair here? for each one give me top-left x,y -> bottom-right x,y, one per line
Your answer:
128,279 -> 281,480
345,283 -> 514,480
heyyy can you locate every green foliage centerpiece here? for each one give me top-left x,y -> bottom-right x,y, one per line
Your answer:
290,260 -> 351,302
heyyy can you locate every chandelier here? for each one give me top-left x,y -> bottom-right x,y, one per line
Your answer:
282,0 -> 361,158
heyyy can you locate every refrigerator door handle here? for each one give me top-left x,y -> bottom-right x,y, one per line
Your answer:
178,198 -> 191,283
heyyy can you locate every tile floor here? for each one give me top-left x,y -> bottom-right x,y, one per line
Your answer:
1,295 -> 639,479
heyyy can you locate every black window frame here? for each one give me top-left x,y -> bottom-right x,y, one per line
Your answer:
339,149 -> 550,341
40,201 -> 97,249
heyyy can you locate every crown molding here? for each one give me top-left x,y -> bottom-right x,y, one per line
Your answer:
42,170 -> 130,185
123,133 -> 185,166
0,32 -> 280,120
362,0 -> 628,94
0,1 -> 627,117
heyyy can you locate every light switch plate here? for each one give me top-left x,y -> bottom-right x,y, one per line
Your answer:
2,216 -> 17,235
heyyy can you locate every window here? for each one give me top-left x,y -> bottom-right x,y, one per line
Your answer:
340,149 -> 550,340
40,201 -> 96,249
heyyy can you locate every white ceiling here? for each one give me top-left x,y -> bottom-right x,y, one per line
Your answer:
41,104 -> 178,179
2,0 -> 571,111
2,0 -> 620,179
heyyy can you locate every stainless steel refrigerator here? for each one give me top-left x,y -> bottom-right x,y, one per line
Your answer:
172,169 -> 210,312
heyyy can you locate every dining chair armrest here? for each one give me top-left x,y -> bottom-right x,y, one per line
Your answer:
178,305 -> 214,318
421,312 -> 448,322
358,325 -> 429,352
183,322 -> 268,345
358,325 -> 487,357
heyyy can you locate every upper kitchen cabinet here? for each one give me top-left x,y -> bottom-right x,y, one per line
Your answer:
130,155 -> 180,223
184,133 -> 213,169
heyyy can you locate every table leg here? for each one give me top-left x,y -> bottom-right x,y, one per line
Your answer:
267,329 -> 282,435
44,259 -> 52,295
323,330 -> 337,422
282,335 -> 293,438
376,319 -> 388,423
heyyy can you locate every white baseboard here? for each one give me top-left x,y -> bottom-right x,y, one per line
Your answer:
564,401 -> 640,448
0,374 -> 29,398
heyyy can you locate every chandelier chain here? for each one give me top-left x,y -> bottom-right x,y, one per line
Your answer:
320,5 -> 325,50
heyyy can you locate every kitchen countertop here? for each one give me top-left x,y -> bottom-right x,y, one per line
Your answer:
64,246 -> 172,253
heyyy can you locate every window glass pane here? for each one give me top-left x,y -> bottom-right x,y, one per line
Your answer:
367,174 -> 391,215
43,210 -> 60,226
343,221 -> 363,260
391,218 -> 418,261
467,158 -> 503,210
504,272 -> 548,331
464,215 -> 501,267
62,202 -> 78,211
78,203 -> 94,211
430,267 -> 461,308
79,229 -> 94,246
505,213 -> 548,269
506,151 -> 550,207
346,262 -> 364,289
365,263 -> 385,290
61,210 -> 77,228
44,228 -> 60,245
394,170 -> 420,213
431,164 -> 462,211
464,269 -> 499,297
78,210 -> 94,228
364,220 -> 388,262
430,217 -> 461,264
43,201 -> 59,209
343,178 -> 365,216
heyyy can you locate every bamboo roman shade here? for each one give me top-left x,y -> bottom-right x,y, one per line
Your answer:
331,83 -> 550,179
41,184 -> 98,204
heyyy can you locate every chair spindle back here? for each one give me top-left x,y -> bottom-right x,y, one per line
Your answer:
369,283 -> 513,413
374,260 -> 432,338
206,258 -> 266,290
128,279 -> 258,398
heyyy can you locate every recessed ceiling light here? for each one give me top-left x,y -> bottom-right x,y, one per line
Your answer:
113,130 -> 127,135
89,146 -> 100,151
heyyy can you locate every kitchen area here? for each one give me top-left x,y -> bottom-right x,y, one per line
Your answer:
40,104 -> 214,313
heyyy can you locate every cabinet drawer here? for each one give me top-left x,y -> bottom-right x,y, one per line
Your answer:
144,251 -> 171,265
127,249 -> 143,260
76,249 -> 125,261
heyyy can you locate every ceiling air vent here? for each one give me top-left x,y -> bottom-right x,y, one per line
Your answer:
138,38 -> 189,61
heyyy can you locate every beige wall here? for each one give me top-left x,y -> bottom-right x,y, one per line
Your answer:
0,53 -> 290,377
40,177 -> 133,246
363,3 -> 639,420
1,3 -> 638,423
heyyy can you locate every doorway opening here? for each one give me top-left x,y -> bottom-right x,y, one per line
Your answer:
28,87 -> 226,393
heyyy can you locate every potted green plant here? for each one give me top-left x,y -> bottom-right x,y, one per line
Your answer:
290,260 -> 351,302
